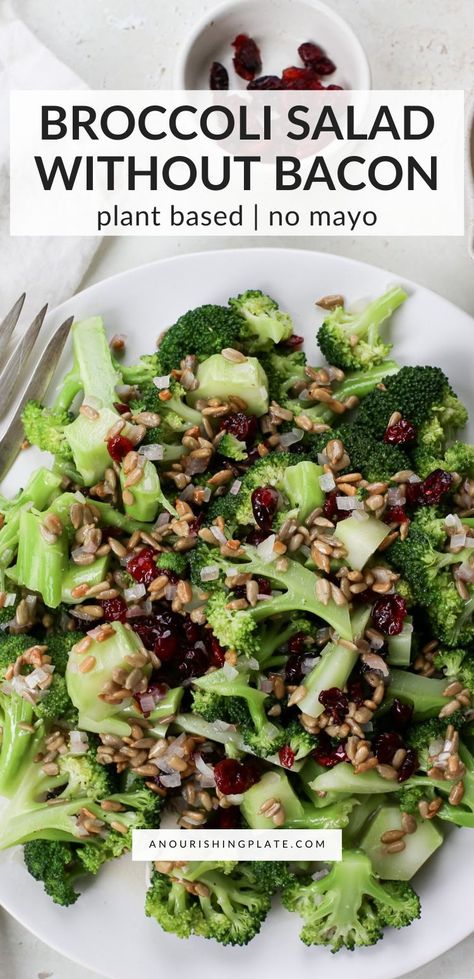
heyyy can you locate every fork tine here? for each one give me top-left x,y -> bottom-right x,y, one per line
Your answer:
0,304 -> 48,417
0,316 -> 73,482
0,293 -> 26,362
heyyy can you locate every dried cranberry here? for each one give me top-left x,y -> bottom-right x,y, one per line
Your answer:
375,731 -> 405,764
247,75 -> 282,90
131,609 -> 181,655
256,576 -> 272,596
113,402 -> 130,415
384,418 -> 417,446
298,41 -> 325,66
127,547 -> 157,586
100,596 -> 127,622
397,747 -> 419,782
279,745 -> 296,769
246,528 -> 270,545
214,758 -> 259,794
184,619 -> 200,645
210,61 -> 229,90
219,412 -> 257,446
285,654 -> 306,685
188,513 -> 204,537
384,506 -> 408,525
288,632 -> 308,655
232,34 -> 262,81
405,470 -> 453,507
107,433 -> 134,463
326,84 -> 344,90
318,687 -> 349,723
323,491 -> 338,519
178,644 -> 209,680
251,485 -> 279,529
313,734 -> 347,768
372,594 -> 407,636
215,806 -> 241,829
311,56 -> 336,75
347,678 -> 366,706
282,333 -> 304,351
281,66 -> 317,89
209,635 -> 225,667
390,698 -> 414,730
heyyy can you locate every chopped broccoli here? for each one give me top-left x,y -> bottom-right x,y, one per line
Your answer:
21,402 -> 74,460
187,353 -> 269,417
217,432 -> 248,461
413,440 -> 474,480
356,365 -> 467,443
23,839 -> 86,907
312,422 -> 411,483
316,286 -> 407,370
158,305 -> 242,372
192,668 -> 287,757
155,551 -> 189,577
118,352 -> 161,385
434,646 -> 474,694
229,289 -> 293,351
192,542 -> 352,656
389,508 -> 474,646
66,621 -> 183,737
146,861 -> 272,945
282,849 -> 420,950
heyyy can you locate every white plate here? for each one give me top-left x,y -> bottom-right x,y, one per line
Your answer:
1,247 -> 473,979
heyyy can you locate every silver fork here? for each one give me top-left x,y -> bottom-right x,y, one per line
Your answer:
0,295 -> 74,482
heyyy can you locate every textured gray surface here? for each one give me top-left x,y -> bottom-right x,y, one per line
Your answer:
2,0 -> 474,976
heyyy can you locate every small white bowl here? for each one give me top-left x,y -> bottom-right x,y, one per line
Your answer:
174,0 -> 370,91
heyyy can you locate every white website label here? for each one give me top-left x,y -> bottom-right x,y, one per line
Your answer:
132,829 -> 342,861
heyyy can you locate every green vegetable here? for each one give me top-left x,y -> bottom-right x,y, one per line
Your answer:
282,849 -> 420,950
187,353 -> 269,417
317,286 -> 407,370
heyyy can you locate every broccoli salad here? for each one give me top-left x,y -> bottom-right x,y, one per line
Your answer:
1,286 -> 474,951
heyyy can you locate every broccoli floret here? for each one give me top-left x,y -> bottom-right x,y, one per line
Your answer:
23,318 -> 129,487
217,433 -> 248,461
192,668 -> 287,757
229,290 -> 293,351
33,674 -> 76,724
282,849 -> 420,950
146,861 -> 272,945
23,839 -> 85,906
434,646 -> 474,694
413,440 -> 474,480
21,402 -> 74,460
398,724 -> 474,828
389,509 -> 474,646
357,365 -> 467,443
314,422 -> 411,483
0,593 -> 18,624
193,542 -> 352,656
158,305 -> 242,372
316,286 -> 407,371
256,616 -> 317,670
118,352 -> 161,385
155,552 -> 189,577
0,718 -> 161,852
44,631 -> 84,676
130,376 -> 202,445
262,349 -> 399,429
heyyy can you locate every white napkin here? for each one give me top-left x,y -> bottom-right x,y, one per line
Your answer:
0,1 -> 99,316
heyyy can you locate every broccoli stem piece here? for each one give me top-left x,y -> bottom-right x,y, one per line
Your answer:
71,317 -> 121,406
13,508 -> 68,608
334,514 -> 389,571
0,469 -> 63,574
297,606 -> 371,718
119,458 -> 176,520
62,555 -> 110,604
0,696 -> 38,797
386,669 -> 455,720
187,354 -> 269,417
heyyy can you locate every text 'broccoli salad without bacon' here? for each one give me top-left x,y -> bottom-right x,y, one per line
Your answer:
1,286 -> 474,950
